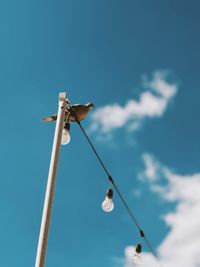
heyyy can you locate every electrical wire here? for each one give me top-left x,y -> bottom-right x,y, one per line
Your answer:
68,104 -> 161,266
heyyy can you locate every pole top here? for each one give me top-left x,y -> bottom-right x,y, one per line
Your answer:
59,92 -> 67,101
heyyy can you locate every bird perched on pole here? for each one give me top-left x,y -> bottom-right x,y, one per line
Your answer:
42,102 -> 94,122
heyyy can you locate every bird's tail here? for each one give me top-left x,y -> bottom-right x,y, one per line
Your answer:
42,114 -> 57,122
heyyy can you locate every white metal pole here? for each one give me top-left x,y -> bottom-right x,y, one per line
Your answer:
35,92 -> 67,267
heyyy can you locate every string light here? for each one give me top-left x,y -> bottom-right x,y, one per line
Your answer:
67,102 -> 162,267
133,244 -> 142,265
102,188 -> 114,212
61,122 -> 71,145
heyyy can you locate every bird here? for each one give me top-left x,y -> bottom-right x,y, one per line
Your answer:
42,102 -> 94,122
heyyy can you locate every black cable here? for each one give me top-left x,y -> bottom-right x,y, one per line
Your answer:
76,120 -> 141,229
76,120 -> 110,177
68,105 -> 161,265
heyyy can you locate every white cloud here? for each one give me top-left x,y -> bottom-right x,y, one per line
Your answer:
138,153 -> 160,181
89,71 -> 178,134
123,154 -> 200,267
145,70 -> 177,100
156,171 -> 200,267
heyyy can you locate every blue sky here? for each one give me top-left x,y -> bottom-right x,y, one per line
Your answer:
1,1 -> 200,267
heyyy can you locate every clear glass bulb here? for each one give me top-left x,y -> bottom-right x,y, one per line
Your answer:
133,253 -> 141,265
61,128 -> 70,145
102,196 -> 114,212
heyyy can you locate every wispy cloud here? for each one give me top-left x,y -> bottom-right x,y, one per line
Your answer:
123,154 -> 200,267
89,71 -> 178,135
138,153 -> 160,181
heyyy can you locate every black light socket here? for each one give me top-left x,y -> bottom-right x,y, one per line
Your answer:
106,188 -> 113,199
135,243 -> 142,254
64,122 -> 70,131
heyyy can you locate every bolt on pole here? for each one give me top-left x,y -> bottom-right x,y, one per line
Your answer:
35,92 -> 67,267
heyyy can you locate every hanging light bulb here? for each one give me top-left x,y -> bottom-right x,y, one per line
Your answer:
133,253 -> 141,265
133,244 -> 142,265
102,188 -> 114,212
61,122 -> 71,145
